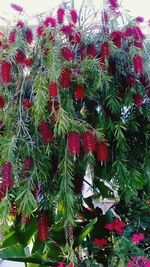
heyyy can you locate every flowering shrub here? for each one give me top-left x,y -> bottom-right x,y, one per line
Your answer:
0,0 -> 149,266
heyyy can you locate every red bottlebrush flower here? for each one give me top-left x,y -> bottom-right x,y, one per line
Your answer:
127,74 -> 136,87
10,201 -> 18,217
57,7 -> 65,24
37,26 -> 44,36
49,101 -> 60,122
22,98 -> 33,109
136,16 -> 144,23
38,212 -> 49,241
60,68 -> 71,88
125,26 -> 145,41
25,28 -> 33,44
23,156 -> 33,170
86,44 -> 97,58
22,58 -> 33,67
97,141 -> 108,161
100,42 -> 110,61
1,61 -> 12,85
44,17 -> 56,28
49,81 -> 58,97
93,238 -> 108,247
111,31 -> 122,48
1,161 -> 13,190
109,0 -> 118,10
15,50 -> 26,64
105,223 -> 114,231
74,84 -> 85,100
61,24 -> 74,35
10,3 -> 23,12
82,130 -> 96,153
0,96 -> 5,108
16,20 -> 24,28
39,121 -> 53,143
61,47 -> 75,61
68,131 -> 81,156
112,218 -> 126,234
69,31 -> 81,44
9,29 -> 16,44
133,54 -> 143,74
134,93 -> 143,107
134,41 -> 144,50
70,9 -> 78,24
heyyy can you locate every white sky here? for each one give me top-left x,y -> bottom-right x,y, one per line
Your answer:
0,0 -> 150,23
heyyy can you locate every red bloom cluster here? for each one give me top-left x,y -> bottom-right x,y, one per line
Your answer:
109,0 -> 118,10
70,9 -> 78,24
1,61 -> 12,85
15,50 -> 26,64
49,81 -> 58,97
39,121 -> 53,143
57,7 -> 65,24
133,54 -> 143,73
16,20 -> 24,28
97,141 -> 108,161
61,47 -> 75,61
111,31 -> 122,48
68,131 -> 81,156
44,17 -> 56,28
131,233 -> 144,243
136,16 -> 144,23
124,26 -> 145,41
23,58 -> 33,67
100,42 -> 110,61
74,84 -> 85,100
69,31 -> 81,44
82,130 -> 96,153
1,161 -> 13,191
22,98 -> 33,109
134,93 -> 143,107
86,44 -> 97,58
93,238 -> 108,247
37,26 -> 44,37
61,24 -> 74,35
23,156 -> 33,170
105,218 -> 126,234
60,68 -> 71,88
0,96 -> 5,109
25,28 -> 33,44
9,30 -> 16,43
38,212 -> 49,241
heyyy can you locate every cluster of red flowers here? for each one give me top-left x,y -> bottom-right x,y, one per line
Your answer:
1,161 -> 13,191
60,68 -> 71,88
0,96 -> 5,109
131,233 -> 144,243
68,131 -> 81,156
38,212 -> 49,241
22,98 -> 33,109
74,84 -> 85,100
39,121 -> 53,143
49,81 -> 58,98
105,218 -> 126,234
93,238 -> 108,247
1,61 -> 12,85
127,256 -> 150,267
22,156 -> 33,179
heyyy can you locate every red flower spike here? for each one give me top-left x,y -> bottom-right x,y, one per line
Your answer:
39,121 -> 53,143
9,29 -> 16,44
82,130 -> 96,153
100,42 -> 110,61
61,24 -> 74,35
112,218 -> 126,234
23,156 -> 33,170
61,47 -> 75,61
60,68 -> 71,88
136,16 -> 144,23
133,54 -> 143,74
23,58 -> 33,67
111,31 -> 122,48
1,161 -> 13,190
22,98 -> 33,109
1,61 -> 12,85
25,28 -> 33,44
10,3 -> 23,12
15,50 -> 26,64
134,93 -> 143,107
68,131 -> 81,156
70,9 -> 78,24
16,20 -> 24,28
38,212 -> 49,241
37,26 -> 44,37
93,238 -> 108,247
97,141 -> 108,161
109,0 -> 119,10
49,81 -> 58,97
57,7 -> 65,24
74,84 -> 85,100
0,96 -> 5,109
69,31 -> 81,44
86,44 -> 97,58
44,17 -> 56,28
105,223 -> 114,231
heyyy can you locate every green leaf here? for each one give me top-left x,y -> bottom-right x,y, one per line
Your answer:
76,217 -> 97,244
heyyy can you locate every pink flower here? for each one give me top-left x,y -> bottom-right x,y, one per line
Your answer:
136,16 -> 144,23
61,47 -> 75,61
57,7 -> 65,24
16,20 -> 24,28
37,26 -> 44,36
133,54 -> 143,74
61,24 -> 74,35
44,17 -> 56,28
131,233 -> 144,243
127,261 -> 133,267
109,0 -> 119,10
70,9 -> 78,24
57,262 -> 64,267
10,3 -> 23,12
